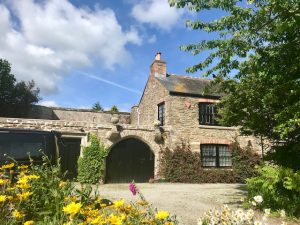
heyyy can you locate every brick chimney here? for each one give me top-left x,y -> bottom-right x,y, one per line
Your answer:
150,52 -> 166,77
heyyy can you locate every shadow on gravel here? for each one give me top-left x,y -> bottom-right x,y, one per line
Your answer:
223,184 -> 247,206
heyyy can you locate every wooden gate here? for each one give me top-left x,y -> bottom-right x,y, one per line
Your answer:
59,138 -> 81,180
106,138 -> 154,183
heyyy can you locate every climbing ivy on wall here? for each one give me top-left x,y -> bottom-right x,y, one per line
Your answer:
159,139 -> 261,183
77,134 -> 108,184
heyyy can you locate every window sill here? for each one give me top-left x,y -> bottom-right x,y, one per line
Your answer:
202,167 -> 233,171
199,125 -> 236,130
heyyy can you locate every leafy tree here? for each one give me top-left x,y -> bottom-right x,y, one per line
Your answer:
170,0 -> 300,166
92,101 -> 103,111
109,105 -> 119,113
0,59 -> 40,117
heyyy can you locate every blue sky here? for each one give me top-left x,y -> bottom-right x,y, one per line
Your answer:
0,0 -> 221,112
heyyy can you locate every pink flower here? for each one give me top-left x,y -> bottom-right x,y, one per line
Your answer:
129,182 -> 137,195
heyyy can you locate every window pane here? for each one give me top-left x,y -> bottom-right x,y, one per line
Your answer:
218,146 -> 232,167
218,145 -> 231,156
202,145 -> 216,156
202,157 -> 216,167
199,103 -> 219,125
0,133 -> 49,161
201,144 -> 232,167
158,103 -> 165,126
219,157 -> 232,167
201,145 -> 216,167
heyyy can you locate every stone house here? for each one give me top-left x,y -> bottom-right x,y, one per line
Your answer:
131,52 -> 260,166
0,52 -> 261,183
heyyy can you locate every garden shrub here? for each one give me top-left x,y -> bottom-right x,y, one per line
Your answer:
159,142 -> 201,183
159,139 -> 260,183
77,134 -> 108,184
231,140 -> 261,182
246,164 -> 300,217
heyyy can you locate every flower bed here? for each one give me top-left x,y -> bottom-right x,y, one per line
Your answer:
0,157 -> 178,225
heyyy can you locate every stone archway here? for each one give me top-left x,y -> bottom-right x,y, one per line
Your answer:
105,137 -> 155,183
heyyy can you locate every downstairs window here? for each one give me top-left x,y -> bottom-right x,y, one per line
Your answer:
201,144 -> 232,168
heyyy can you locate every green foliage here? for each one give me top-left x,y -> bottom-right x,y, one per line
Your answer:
231,139 -> 261,182
1,155 -> 179,224
265,142 -> 300,170
92,101 -> 103,111
169,0 -> 300,165
159,141 -> 202,182
0,59 -> 40,118
25,157 -> 73,223
109,105 -> 119,113
77,135 -> 108,184
159,140 -> 260,183
247,165 -> 300,217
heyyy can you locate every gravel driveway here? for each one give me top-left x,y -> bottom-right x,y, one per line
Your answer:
89,183 -> 246,225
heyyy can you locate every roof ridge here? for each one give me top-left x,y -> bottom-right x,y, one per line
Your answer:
168,73 -> 211,81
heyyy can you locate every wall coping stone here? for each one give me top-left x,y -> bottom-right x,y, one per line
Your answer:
0,117 -> 156,131
198,125 -> 237,131
50,106 -> 130,115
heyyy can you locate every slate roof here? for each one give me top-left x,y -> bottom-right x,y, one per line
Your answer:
155,74 -> 222,97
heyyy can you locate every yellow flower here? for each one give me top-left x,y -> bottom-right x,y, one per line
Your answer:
113,199 -> 125,207
17,192 -> 33,200
107,213 -> 123,225
63,202 -> 82,215
0,179 -> 10,185
59,181 -> 67,188
1,163 -> 14,169
12,210 -> 24,219
91,215 -> 104,224
6,195 -> 13,200
27,175 -> 40,180
17,177 -> 29,185
24,221 -> 34,225
17,183 -> 31,189
155,211 -> 169,220
0,195 -> 7,202
18,165 -> 29,170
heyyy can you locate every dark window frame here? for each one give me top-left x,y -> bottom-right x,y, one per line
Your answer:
199,103 -> 219,126
200,144 -> 232,168
157,102 -> 165,126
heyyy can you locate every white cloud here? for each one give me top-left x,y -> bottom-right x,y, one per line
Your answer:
148,35 -> 157,43
0,0 -> 142,94
131,0 -> 184,30
39,100 -> 58,107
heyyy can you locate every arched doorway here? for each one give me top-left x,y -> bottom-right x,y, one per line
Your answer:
106,138 -> 154,183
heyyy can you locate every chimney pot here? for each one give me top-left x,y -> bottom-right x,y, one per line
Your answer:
155,52 -> 161,61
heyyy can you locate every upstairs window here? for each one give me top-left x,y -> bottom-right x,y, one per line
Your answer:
158,102 -> 165,126
199,103 -> 219,126
201,144 -> 232,168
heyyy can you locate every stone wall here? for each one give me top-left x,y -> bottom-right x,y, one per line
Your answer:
0,117 -> 165,176
133,60 -> 169,125
27,105 -> 131,124
52,108 -> 131,124
164,95 -> 262,154
27,105 -> 55,120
